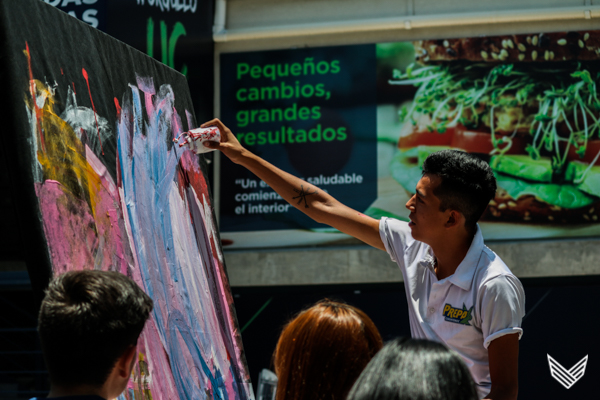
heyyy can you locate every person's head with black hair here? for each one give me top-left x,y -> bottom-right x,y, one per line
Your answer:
405,150 -> 497,248
37,270 -> 153,399
347,337 -> 478,400
422,149 -> 497,233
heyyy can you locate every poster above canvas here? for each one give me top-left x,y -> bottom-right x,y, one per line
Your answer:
219,31 -> 600,248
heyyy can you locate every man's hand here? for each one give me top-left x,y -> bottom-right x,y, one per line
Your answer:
484,333 -> 519,400
202,119 -> 248,164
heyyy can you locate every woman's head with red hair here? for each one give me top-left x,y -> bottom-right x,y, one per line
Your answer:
273,299 -> 383,400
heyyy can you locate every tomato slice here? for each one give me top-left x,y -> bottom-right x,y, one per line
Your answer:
563,140 -> 600,166
450,125 -> 527,155
398,115 -> 454,149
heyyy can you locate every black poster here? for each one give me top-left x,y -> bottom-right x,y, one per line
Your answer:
220,46 -> 378,233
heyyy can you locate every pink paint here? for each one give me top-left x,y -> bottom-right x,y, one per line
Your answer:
82,68 -> 104,155
136,76 -> 155,121
35,181 -> 96,274
86,145 -> 132,275
185,110 -> 194,131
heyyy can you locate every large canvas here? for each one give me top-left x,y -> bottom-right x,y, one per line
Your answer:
0,1 -> 252,399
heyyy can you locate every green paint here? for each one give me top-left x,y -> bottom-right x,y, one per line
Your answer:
146,18 -> 188,76
146,18 -> 154,58
160,20 -> 168,67
241,297 -> 273,333
169,22 -> 187,75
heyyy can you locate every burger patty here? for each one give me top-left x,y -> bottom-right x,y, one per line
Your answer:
414,31 -> 600,63
484,189 -> 600,224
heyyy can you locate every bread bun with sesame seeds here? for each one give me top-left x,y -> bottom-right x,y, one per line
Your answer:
413,31 -> 600,63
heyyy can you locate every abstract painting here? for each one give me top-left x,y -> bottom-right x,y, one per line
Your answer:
0,0 -> 252,398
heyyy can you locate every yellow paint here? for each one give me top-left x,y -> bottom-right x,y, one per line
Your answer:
25,79 -> 103,223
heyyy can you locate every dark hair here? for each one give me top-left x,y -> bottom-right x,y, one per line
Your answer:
422,149 -> 497,230
347,338 -> 478,400
273,299 -> 383,400
38,270 -> 153,387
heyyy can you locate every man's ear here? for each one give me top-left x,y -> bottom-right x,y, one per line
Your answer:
116,345 -> 137,378
445,210 -> 463,228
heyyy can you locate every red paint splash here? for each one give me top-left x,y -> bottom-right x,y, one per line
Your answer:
114,97 -> 122,119
72,82 -> 76,95
82,68 -> 104,155
25,42 -> 45,152
60,68 -> 64,75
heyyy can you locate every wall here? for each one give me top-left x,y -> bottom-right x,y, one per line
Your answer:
216,0 -> 600,285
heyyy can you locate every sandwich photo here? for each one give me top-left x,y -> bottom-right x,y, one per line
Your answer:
389,31 -> 600,224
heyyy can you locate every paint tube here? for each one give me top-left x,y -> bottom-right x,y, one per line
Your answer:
174,127 -> 221,154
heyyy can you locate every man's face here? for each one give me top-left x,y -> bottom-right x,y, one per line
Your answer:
405,173 -> 449,244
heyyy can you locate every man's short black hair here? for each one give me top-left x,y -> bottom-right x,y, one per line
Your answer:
422,150 -> 497,230
38,270 -> 153,387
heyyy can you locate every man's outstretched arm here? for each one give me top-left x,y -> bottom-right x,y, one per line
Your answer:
203,119 -> 385,251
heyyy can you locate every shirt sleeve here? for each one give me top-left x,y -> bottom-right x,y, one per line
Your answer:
379,217 -> 416,270
479,274 -> 526,349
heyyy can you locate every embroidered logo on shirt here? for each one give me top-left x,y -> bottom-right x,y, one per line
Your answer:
442,303 -> 473,325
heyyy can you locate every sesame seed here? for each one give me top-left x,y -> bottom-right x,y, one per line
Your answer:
507,39 -> 514,49
498,203 -> 507,210
548,215 -> 554,221
584,214 -> 590,221
518,54 -> 525,61
550,51 -> 555,60
507,201 -> 517,208
489,200 -> 497,206
584,33 -> 590,41
443,40 -> 449,48
589,208 -> 595,214
481,50 -> 489,59
579,39 -> 585,48
491,52 -> 499,60
502,40 -> 508,49
593,215 -> 598,221
557,39 -> 567,45
532,35 -> 539,46
526,36 -> 532,44
517,43 -> 526,52
532,50 -> 538,60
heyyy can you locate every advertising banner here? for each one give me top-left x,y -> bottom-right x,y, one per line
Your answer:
219,30 -> 600,249
220,46 -> 378,240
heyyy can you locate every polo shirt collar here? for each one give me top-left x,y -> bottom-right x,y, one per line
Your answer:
447,224 -> 484,291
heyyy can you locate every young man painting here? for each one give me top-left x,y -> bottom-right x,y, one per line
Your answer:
204,119 -> 525,400
31,270 -> 153,400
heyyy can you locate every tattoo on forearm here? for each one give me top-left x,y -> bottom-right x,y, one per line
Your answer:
293,185 -> 317,208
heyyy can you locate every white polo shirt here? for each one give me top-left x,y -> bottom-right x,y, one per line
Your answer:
379,217 -> 525,399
